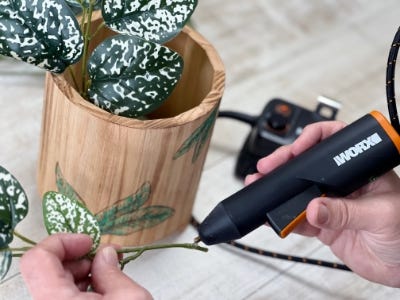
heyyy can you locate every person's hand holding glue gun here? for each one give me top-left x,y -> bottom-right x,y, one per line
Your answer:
246,120 -> 400,287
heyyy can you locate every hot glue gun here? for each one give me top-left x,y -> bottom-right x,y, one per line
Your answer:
197,111 -> 400,245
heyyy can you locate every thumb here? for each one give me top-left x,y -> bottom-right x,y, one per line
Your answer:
307,197 -> 375,232
91,246 -> 152,299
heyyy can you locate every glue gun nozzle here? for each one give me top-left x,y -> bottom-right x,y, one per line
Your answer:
194,236 -> 201,244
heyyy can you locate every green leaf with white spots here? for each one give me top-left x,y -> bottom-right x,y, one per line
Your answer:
0,166 -> 28,248
88,34 -> 183,117
100,206 -> 174,235
102,0 -> 198,43
55,163 -> 86,206
0,249 -> 11,281
0,0 -> 83,73
43,191 -> 100,252
96,182 -> 151,229
0,199 -> 12,249
174,108 -> 218,163
0,218 -> 12,249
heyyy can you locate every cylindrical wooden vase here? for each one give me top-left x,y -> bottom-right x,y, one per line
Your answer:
37,24 -> 225,246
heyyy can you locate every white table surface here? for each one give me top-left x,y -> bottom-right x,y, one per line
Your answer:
2,1 -> 400,299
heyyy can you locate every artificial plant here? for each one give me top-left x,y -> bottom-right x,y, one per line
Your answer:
0,165 -> 207,281
0,0 -> 197,118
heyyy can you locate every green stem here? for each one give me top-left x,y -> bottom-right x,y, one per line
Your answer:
92,22 -> 106,40
6,246 -> 33,252
120,250 -> 144,270
13,231 -> 37,246
11,253 -> 24,258
118,243 -> 208,254
118,242 -> 208,269
80,3 -> 95,98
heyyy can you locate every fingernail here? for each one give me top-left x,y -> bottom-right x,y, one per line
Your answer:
101,247 -> 119,267
317,203 -> 329,225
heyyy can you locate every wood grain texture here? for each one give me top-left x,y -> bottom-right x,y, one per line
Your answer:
37,25 -> 225,246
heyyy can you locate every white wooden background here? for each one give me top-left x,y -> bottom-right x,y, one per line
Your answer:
1,1 -> 400,299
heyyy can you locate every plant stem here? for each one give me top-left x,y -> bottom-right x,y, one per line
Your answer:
120,250 -> 144,270
118,243 -> 208,269
11,253 -> 24,258
6,246 -> 33,252
91,21 -> 106,40
80,2 -> 95,98
13,231 -> 37,246
118,243 -> 208,254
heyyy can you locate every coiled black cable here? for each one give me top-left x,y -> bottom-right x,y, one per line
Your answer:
386,26 -> 400,133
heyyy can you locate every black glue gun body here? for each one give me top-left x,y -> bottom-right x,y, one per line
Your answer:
198,111 -> 400,245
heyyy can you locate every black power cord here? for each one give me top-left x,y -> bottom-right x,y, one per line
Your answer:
386,26 -> 400,133
191,217 -> 351,271
218,110 -> 258,126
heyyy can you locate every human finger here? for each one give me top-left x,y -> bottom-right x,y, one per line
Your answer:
256,145 -> 294,174
291,121 -> 346,156
91,246 -> 153,299
305,196 -> 390,234
63,259 -> 92,283
20,234 -> 93,299
35,233 -> 93,261
244,172 -> 264,185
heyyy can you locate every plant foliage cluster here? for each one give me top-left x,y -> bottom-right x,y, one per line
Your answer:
0,0 -> 197,118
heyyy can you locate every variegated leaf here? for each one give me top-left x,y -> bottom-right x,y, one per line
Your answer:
0,249 -> 11,281
100,206 -> 174,235
0,202 -> 12,248
0,166 -> 28,248
102,0 -> 198,43
96,182 -> 151,229
43,191 -> 100,252
0,0 -> 83,73
88,34 -> 183,117
55,163 -> 86,206
174,108 -> 218,163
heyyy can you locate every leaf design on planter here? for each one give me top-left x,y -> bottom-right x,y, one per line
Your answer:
99,206 -> 175,235
55,164 -> 174,236
0,166 -> 28,248
0,249 -> 11,281
55,163 -> 86,206
88,34 -> 183,118
96,182 -> 174,235
0,0 -> 83,73
43,191 -> 101,252
102,0 -> 198,43
96,182 -> 151,226
174,108 -> 218,163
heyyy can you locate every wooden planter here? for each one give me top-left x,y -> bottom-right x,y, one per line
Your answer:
37,24 -> 225,246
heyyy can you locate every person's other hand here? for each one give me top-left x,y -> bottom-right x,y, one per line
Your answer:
20,233 -> 153,299
246,121 -> 400,287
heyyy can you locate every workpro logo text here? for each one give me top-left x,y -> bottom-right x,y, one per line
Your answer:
333,133 -> 382,166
